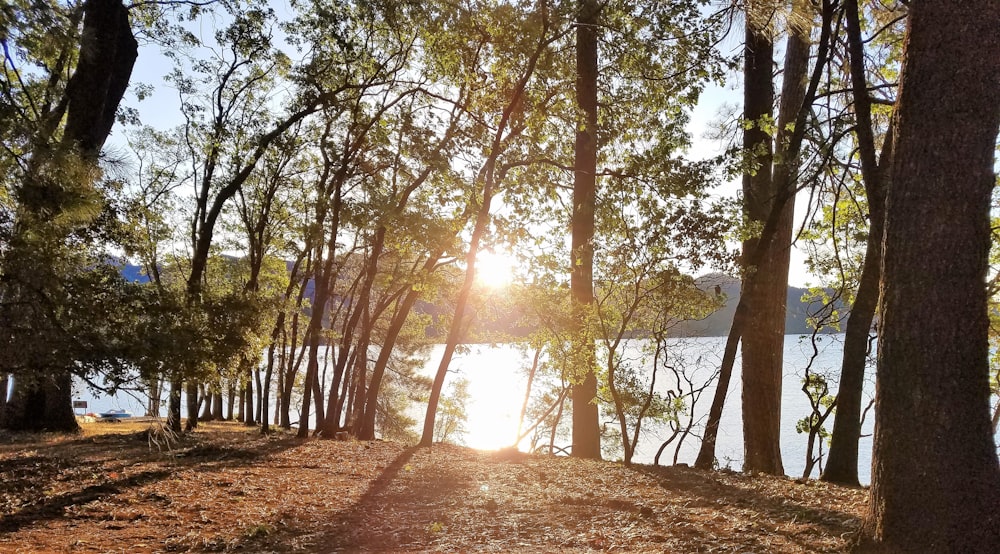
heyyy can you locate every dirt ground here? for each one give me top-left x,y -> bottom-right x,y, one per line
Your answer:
0,421 -> 867,553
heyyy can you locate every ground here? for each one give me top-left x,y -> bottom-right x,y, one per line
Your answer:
0,421 -> 866,553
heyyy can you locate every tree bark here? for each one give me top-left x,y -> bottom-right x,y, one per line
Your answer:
822,0 -> 889,487
739,8 -> 784,475
857,1 -> 1000,549
570,0 -> 602,460
185,381 -> 199,431
167,377 -> 182,433
0,0 -> 136,434
62,0 -> 138,160
211,391 -> 224,421
0,373 -> 78,432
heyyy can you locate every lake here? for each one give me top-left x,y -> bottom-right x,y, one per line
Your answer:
72,334 -> 879,482
430,334 -> 875,483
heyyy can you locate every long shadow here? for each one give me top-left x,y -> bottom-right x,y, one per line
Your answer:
239,445 -> 462,552
629,463 -> 863,551
319,445 -> 422,550
0,468 -> 172,533
0,429 -> 306,536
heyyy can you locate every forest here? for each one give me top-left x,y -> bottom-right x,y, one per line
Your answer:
1,0 -> 999,551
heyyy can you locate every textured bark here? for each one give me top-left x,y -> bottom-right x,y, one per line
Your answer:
697,1 -> 830,471
0,373 -> 78,432
185,381 -> 199,431
857,1 -> 1000,549
739,13 -> 783,475
62,0 -> 138,160
822,0 -> 888,487
0,0 -> 136,433
569,0 -> 601,460
167,378 -> 182,433
211,391 -> 224,421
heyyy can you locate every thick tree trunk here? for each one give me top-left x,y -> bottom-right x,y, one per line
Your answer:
739,12 -> 783,475
857,1 -> 1000,549
63,0 -> 138,160
570,0 -> 602,460
0,373 -> 78,432
211,391 -> 223,421
185,381 -> 199,431
167,378 -> 182,433
0,0 -> 136,434
225,384 -> 235,421
199,385 -> 212,421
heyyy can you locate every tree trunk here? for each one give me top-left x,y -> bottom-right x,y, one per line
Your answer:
199,385 -> 212,421
167,377 -> 182,433
185,381 -> 199,431
0,373 -> 78,432
62,0 -> 138,160
0,0 -> 136,434
857,1 -> 1000,549
739,8 -> 786,476
225,384 -> 235,421
243,375 -> 257,425
821,0 -> 889,487
320,230 -> 384,437
147,377 -> 162,417
358,249 -> 443,439
570,0 -> 602,460
211,391 -> 224,421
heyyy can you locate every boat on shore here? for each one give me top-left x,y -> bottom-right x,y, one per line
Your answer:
98,409 -> 133,420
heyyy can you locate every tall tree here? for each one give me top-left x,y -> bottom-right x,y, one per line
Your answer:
697,0 -> 832,471
820,0 -> 894,486
737,1 -> 781,475
569,0 -> 602,460
857,0 -> 1000,549
0,0 -> 138,432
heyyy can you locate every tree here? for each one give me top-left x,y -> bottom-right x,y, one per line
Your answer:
697,0 -> 831,472
568,0 -> 602,460
0,0 -> 138,432
739,0 -> 813,475
857,0 -> 1000,549
418,0 -> 572,448
820,0 -> 896,486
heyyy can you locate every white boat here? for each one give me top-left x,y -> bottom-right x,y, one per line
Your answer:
98,409 -> 133,420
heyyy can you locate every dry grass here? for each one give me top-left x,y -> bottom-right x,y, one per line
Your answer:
0,422 -> 867,553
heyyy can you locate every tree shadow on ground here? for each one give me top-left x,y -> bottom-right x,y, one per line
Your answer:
0,467 -> 172,533
630,464 -> 863,551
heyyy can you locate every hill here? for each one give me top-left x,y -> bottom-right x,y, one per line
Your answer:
670,273 -> 846,337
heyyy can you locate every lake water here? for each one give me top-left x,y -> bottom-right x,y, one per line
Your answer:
431,334 -> 876,483
71,334 -> 880,482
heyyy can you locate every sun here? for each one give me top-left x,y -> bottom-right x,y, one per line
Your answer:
474,250 -> 516,289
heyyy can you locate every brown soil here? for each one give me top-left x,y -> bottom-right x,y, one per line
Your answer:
0,421 -> 867,553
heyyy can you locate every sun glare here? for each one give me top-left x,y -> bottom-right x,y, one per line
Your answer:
474,250 -> 516,289
460,346 -> 529,451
